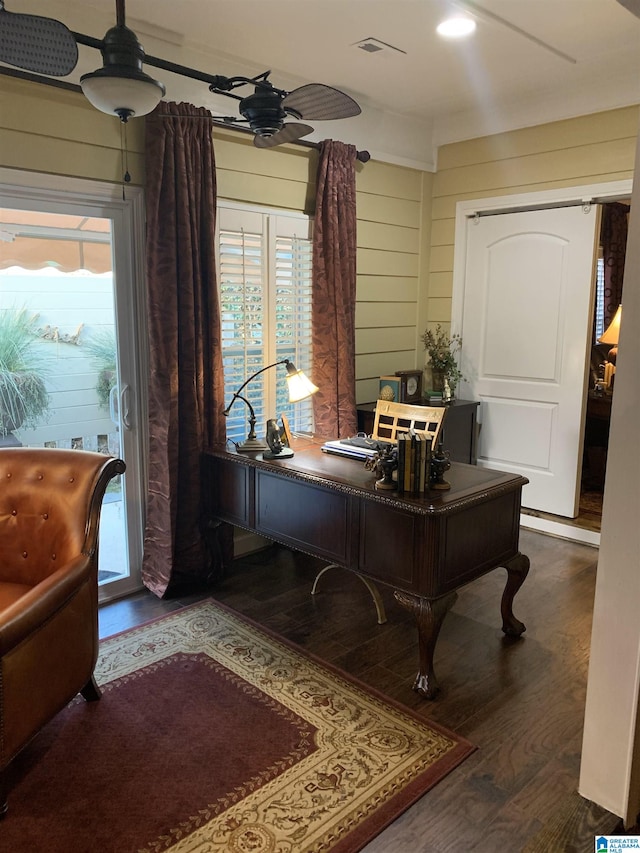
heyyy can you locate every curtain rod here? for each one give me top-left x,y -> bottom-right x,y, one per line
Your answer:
209,118 -> 370,161
1,66 -> 370,162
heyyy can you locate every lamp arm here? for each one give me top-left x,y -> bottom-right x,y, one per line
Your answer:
227,393 -> 260,441
222,359 -> 290,416
225,392 -> 255,421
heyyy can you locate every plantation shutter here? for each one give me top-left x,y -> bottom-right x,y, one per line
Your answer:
218,205 -> 314,445
273,220 -> 314,433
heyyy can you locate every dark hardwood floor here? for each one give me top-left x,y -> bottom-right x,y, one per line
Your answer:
99,528 -> 637,852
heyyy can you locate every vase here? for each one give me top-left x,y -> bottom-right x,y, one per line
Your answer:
430,368 -> 446,393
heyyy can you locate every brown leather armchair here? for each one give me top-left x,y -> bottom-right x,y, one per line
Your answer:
0,447 -> 126,815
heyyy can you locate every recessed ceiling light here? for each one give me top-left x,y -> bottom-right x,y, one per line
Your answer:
436,16 -> 477,38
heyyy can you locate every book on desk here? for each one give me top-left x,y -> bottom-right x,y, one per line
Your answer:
396,430 -> 431,494
321,436 -> 392,461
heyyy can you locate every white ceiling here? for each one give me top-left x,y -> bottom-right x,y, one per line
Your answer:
6,0 -> 640,169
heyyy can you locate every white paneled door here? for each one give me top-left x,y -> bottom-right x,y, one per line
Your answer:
459,205 -> 600,517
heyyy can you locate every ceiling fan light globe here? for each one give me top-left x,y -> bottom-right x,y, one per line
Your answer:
80,22 -> 165,120
80,71 -> 164,119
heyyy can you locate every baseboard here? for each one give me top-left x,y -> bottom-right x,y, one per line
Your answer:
520,513 -> 600,547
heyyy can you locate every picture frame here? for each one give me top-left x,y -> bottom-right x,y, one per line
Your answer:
395,369 -> 423,403
279,412 -> 293,447
378,376 -> 401,403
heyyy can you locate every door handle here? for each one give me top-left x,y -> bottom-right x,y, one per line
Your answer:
120,384 -> 132,430
109,383 -> 119,426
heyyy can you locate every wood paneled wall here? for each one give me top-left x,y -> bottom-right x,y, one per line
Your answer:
0,77 -> 145,185
354,163 -> 431,404
3,77 -> 638,411
429,106 -> 639,330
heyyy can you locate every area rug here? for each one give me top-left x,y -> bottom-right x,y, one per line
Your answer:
4,599 -> 474,852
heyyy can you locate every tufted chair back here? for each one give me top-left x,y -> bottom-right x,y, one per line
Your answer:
0,447 -> 125,815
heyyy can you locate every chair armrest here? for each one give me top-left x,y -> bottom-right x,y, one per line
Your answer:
0,555 -> 93,656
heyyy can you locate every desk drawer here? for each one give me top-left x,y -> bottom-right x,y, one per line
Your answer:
255,470 -> 354,566
359,500 -> 420,588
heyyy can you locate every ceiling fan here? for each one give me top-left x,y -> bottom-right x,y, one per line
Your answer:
209,70 -> 361,149
0,0 -> 361,146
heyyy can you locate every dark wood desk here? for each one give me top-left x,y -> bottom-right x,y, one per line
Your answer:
204,441 -> 529,698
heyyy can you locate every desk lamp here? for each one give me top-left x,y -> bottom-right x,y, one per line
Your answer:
223,359 -> 318,452
598,304 -> 622,389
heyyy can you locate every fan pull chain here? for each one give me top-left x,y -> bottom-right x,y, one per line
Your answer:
120,121 -> 131,193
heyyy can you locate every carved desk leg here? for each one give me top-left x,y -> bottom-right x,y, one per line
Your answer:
394,590 -> 457,699
501,552 -> 530,637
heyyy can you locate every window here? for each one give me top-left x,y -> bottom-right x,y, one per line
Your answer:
218,204 -> 314,445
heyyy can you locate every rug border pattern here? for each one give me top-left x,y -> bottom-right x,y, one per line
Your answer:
96,599 -> 474,853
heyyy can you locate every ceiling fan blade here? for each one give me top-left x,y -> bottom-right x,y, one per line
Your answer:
616,0 -> 640,17
282,84 -> 361,121
253,122 -> 314,149
0,5 -> 78,76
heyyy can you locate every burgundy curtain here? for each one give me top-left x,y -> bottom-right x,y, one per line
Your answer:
142,101 -> 227,598
311,140 -> 358,438
601,202 -> 629,330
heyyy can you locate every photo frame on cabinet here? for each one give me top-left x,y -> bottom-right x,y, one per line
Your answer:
395,370 -> 423,403
378,376 -> 401,402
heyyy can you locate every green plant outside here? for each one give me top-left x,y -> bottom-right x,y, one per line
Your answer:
84,328 -> 117,410
0,307 -> 50,436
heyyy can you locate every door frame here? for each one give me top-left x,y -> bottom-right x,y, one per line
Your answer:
451,179 -> 633,546
0,168 -> 148,600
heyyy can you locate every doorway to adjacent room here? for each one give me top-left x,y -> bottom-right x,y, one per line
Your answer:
452,179 -> 632,546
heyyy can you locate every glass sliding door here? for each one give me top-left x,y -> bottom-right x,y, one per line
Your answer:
0,171 -> 147,602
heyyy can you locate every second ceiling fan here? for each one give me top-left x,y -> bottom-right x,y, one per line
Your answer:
210,70 -> 361,149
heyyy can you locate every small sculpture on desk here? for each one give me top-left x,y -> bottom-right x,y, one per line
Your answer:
429,439 -> 451,490
365,443 -> 398,490
263,418 -> 294,459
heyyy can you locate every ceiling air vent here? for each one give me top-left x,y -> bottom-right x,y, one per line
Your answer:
352,37 -> 406,56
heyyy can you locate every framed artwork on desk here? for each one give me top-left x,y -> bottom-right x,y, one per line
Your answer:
378,376 -> 401,402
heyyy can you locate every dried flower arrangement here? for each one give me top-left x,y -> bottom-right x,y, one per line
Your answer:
421,324 -> 464,391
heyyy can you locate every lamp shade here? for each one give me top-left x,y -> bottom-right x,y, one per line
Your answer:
80,23 -> 165,121
598,304 -> 622,346
285,362 -> 319,402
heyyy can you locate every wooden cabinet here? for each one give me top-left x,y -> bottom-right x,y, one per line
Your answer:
357,399 -> 480,464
